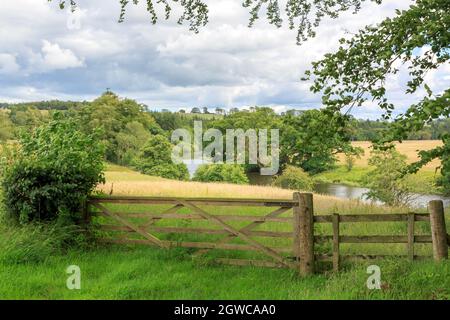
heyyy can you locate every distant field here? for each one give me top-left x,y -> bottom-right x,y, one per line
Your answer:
338,140 -> 443,170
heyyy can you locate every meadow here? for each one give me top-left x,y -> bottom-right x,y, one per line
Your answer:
0,164 -> 448,300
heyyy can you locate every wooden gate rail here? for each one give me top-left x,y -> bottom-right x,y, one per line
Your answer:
86,193 -> 449,276
88,195 -> 299,270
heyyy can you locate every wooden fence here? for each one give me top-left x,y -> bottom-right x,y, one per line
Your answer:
86,193 -> 449,275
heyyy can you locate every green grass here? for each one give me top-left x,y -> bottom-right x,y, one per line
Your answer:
313,166 -> 371,187
1,200 -> 448,300
0,245 -> 448,299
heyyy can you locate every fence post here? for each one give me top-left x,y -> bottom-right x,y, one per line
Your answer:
407,213 -> 415,261
82,198 -> 91,226
293,193 -> 302,271
428,200 -> 448,261
293,192 -> 314,275
332,213 -> 340,272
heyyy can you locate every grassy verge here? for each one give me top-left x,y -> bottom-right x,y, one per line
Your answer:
0,244 -> 449,299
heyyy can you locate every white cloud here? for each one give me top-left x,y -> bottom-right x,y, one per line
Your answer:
0,53 -> 20,74
39,40 -> 84,71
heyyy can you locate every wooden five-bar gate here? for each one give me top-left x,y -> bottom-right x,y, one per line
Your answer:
86,193 -> 449,275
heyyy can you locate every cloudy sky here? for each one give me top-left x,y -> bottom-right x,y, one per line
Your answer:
0,0 -> 448,118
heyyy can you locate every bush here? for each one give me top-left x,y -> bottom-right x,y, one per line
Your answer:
143,163 -> 190,180
1,114 -> 105,224
272,165 -> 314,191
133,134 -> 189,180
193,164 -> 249,184
363,149 -> 415,206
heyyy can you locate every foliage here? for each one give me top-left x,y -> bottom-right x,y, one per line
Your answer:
193,164 -> 249,184
281,110 -> 356,174
407,135 -> 450,196
344,147 -> 364,171
210,107 -> 281,173
0,111 -> 14,141
70,91 -> 162,165
52,0 -> 383,44
363,149 -> 417,206
273,165 -> 314,191
8,105 -> 50,131
2,100 -> 85,111
133,134 -> 189,180
304,0 -> 449,186
1,114 -> 105,224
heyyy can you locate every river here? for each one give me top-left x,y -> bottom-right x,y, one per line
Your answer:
313,182 -> 450,208
247,172 -> 450,208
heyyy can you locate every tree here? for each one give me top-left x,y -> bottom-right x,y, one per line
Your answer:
215,107 -> 225,115
211,107 -> 281,172
363,149 -> 417,207
71,92 -> 161,164
9,105 -> 50,130
280,110 -> 356,173
133,134 -> 189,180
193,164 -> 249,184
0,111 -> 14,141
191,107 -> 201,114
304,0 -> 449,187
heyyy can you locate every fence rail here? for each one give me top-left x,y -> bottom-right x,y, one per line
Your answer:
86,193 -> 449,275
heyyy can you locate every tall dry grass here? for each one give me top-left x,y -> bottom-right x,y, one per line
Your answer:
97,166 -> 407,215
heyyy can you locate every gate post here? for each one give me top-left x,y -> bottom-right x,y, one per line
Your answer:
82,198 -> 91,226
293,192 -> 315,275
428,200 -> 448,261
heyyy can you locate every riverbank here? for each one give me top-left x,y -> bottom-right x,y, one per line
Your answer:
313,165 -> 444,196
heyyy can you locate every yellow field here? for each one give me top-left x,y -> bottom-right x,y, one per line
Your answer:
337,140 -> 442,170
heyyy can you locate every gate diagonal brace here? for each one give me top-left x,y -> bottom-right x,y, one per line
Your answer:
194,206 -> 291,257
178,200 -> 292,268
92,202 -> 167,248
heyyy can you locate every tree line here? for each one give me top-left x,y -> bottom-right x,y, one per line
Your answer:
2,98 -> 449,144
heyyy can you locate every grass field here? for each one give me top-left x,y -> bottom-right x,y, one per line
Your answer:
1,164 -> 449,300
316,140 -> 444,194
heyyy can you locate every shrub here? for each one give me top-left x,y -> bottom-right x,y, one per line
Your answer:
143,163 -> 190,180
1,114 -> 105,224
193,164 -> 249,184
363,149 -> 415,206
133,134 -> 189,180
272,165 -> 314,191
